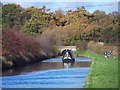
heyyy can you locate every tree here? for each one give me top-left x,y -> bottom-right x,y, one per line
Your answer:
21,8 -> 53,35
2,4 -> 23,28
53,9 -> 64,23
42,5 -> 46,12
13,7 -> 38,29
0,2 -> 2,29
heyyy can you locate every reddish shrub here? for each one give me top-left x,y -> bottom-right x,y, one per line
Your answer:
1,29 -> 58,70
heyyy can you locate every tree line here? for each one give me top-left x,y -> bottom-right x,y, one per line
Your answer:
1,3 -> 119,69
2,3 -> 119,45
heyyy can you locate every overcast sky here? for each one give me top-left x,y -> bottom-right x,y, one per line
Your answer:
1,1 -> 119,13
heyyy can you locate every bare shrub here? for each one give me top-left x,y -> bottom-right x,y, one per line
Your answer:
87,41 -> 95,51
87,40 -> 118,57
2,29 -> 59,69
76,40 -> 87,52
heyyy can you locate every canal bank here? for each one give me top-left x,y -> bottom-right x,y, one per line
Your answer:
2,52 -> 60,71
74,51 -> 118,88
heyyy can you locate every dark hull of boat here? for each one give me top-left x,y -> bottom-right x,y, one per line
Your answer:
62,58 -> 75,63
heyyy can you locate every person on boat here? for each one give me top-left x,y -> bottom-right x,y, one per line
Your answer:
67,49 -> 73,58
62,49 -> 67,56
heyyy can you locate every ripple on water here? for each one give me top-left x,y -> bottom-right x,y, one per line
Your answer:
2,68 -> 90,88
42,57 -> 91,62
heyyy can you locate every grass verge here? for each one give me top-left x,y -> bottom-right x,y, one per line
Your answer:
74,51 -> 118,88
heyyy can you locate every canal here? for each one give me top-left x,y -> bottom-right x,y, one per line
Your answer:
1,57 -> 91,88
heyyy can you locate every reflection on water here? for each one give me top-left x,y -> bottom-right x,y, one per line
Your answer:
2,57 -> 91,76
63,63 -> 72,68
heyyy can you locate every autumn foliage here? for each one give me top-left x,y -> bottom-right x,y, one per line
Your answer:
2,29 -> 58,70
1,3 -> 119,70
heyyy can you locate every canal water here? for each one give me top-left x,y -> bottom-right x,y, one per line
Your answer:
1,57 -> 91,88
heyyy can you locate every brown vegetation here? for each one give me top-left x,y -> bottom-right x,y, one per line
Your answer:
87,41 -> 118,57
2,29 -> 59,70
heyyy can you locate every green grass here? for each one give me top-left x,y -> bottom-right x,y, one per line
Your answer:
74,51 -> 118,88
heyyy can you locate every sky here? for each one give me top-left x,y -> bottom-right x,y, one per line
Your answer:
1,0 -> 119,13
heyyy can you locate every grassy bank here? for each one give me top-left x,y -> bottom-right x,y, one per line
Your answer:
74,51 -> 118,88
